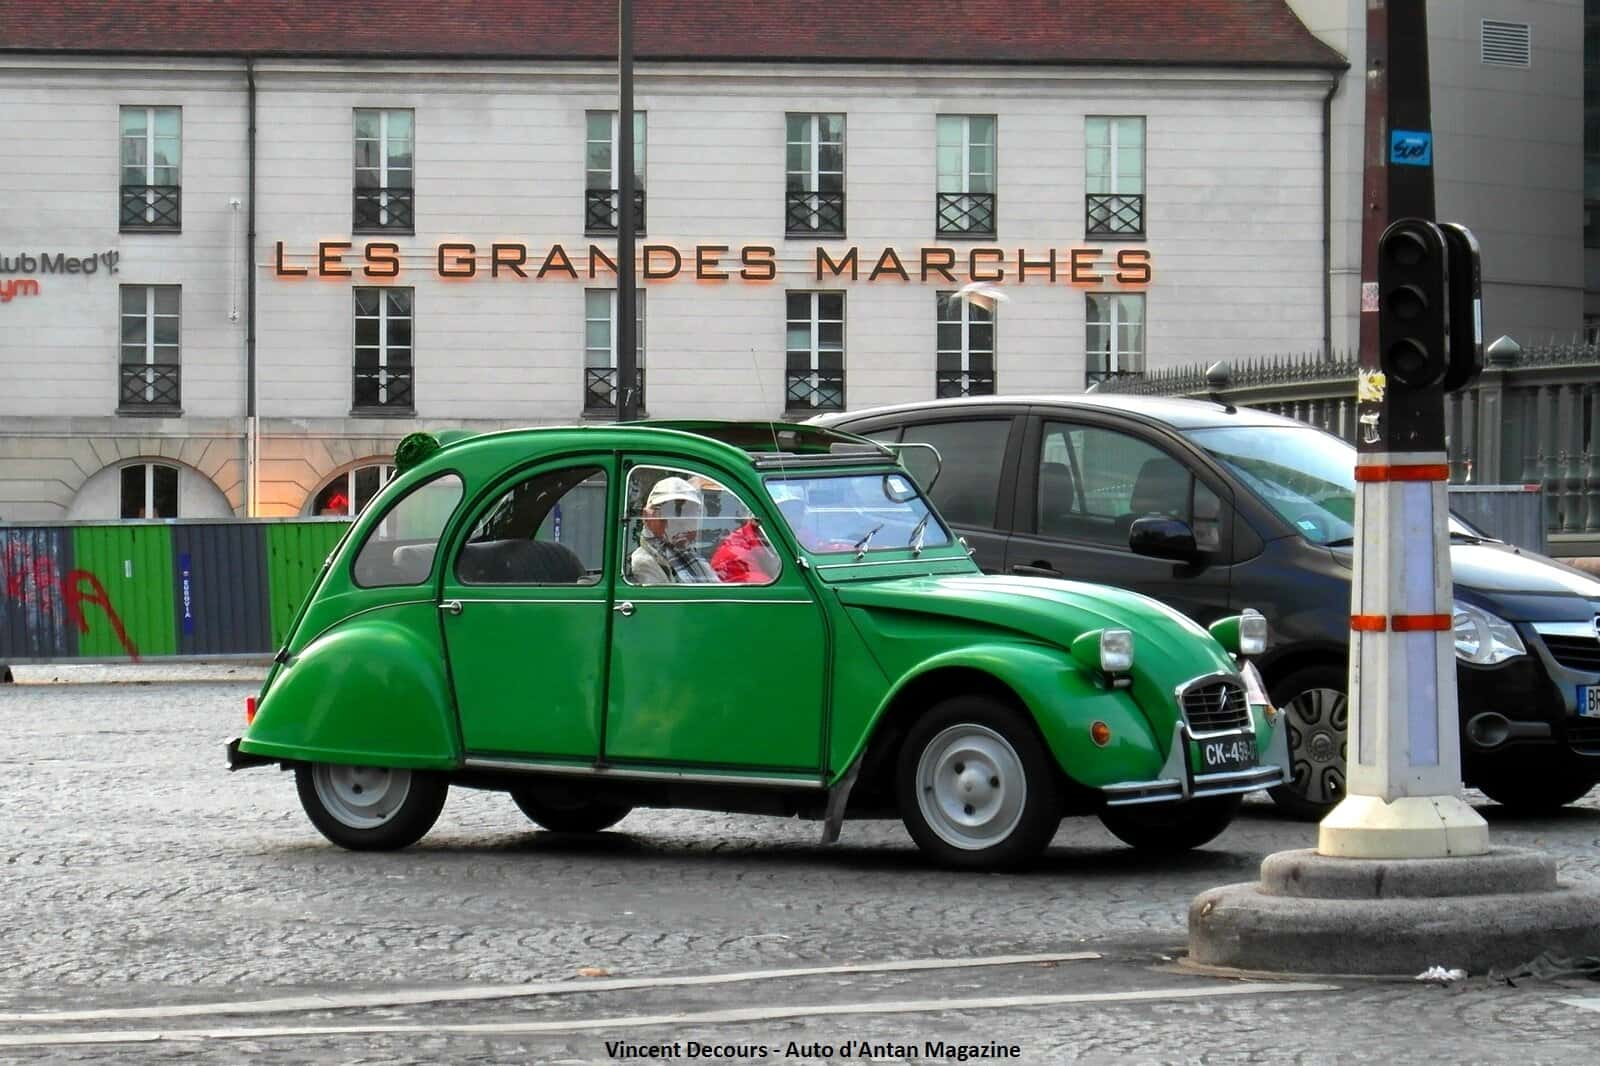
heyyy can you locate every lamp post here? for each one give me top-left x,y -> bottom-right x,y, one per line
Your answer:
615,0 -> 638,421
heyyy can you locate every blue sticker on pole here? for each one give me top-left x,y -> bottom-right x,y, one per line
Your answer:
179,552 -> 195,636
1390,129 -> 1433,166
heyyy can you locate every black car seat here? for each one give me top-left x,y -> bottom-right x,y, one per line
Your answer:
1037,461 -> 1078,537
458,539 -> 587,584
1115,456 -> 1190,540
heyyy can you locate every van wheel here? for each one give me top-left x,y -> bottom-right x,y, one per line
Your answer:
510,788 -> 633,833
295,763 -> 447,851
1266,664 -> 1348,821
1098,795 -> 1242,852
1475,761 -> 1600,813
896,695 -> 1062,870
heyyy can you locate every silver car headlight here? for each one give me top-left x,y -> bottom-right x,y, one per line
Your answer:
1452,600 -> 1526,665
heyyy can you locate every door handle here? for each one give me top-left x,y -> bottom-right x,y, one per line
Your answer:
439,599 -> 462,615
1011,563 -> 1062,578
613,600 -> 636,617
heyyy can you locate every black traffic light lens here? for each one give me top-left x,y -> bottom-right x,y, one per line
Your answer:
1385,231 -> 1429,268
1388,283 -> 1427,321
1384,338 -> 1443,388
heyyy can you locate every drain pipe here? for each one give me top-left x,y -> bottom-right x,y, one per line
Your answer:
245,57 -> 259,515
1321,74 -> 1339,361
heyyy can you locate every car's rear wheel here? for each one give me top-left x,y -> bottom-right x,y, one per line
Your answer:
1098,795 -> 1242,852
294,763 -> 448,851
509,787 -> 633,833
895,695 -> 1062,870
1266,664 -> 1348,821
1474,759 -> 1600,813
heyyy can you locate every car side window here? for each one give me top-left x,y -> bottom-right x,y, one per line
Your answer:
456,466 -> 606,585
899,419 -> 1010,529
1038,423 -> 1194,548
622,466 -> 779,586
351,473 -> 464,588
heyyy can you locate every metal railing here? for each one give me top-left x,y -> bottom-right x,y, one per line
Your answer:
118,363 -> 181,410
1085,368 -> 1146,388
935,192 -> 996,237
584,367 -> 646,414
935,370 -> 995,398
586,188 -> 647,235
785,369 -> 845,412
353,187 -> 415,232
786,190 -> 846,235
120,185 -> 181,230
1085,193 -> 1145,238
352,364 -> 414,412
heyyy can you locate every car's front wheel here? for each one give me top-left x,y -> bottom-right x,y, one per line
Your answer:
295,763 -> 448,851
1266,664 -> 1348,821
510,787 -> 633,833
895,695 -> 1062,870
1098,795 -> 1242,852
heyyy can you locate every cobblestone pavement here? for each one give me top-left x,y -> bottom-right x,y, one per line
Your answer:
4,677 -> 1600,1063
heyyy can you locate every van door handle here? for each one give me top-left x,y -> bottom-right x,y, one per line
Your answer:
1011,563 -> 1063,578
439,599 -> 462,615
613,600 -> 636,617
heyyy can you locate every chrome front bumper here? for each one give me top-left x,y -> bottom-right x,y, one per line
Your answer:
1101,714 -> 1291,807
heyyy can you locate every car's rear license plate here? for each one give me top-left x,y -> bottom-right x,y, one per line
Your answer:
1580,685 -> 1600,718
1200,733 -> 1257,774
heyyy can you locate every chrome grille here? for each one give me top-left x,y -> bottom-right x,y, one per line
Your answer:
1543,635 -> 1600,672
1181,680 -> 1251,733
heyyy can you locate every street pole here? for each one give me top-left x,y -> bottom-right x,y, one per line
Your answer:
615,0 -> 638,422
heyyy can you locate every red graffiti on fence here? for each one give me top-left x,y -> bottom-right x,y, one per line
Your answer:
0,540 -> 140,660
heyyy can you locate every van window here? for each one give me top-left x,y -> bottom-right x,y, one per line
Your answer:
1039,422 -> 1193,547
352,473 -> 464,588
900,419 -> 1010,529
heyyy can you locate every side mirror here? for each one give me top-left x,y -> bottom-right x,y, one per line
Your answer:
1128,516 -> 1197,562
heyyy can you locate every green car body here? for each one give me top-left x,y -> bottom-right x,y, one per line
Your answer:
229,421 -> 1288,867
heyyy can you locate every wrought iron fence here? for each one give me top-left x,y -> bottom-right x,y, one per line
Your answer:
585,188 -> 647,235
1085,193 -> 1145,238
118,363 -> 181,409
352,364 -> 414,411
120,185 -> 181,230
935,370 -> 995,398
1085,368 -> 1146,389
785,369 -> 845,412
584,367 -> 646,413
1092,340 -> 1600,551
353,187 -> 415,232
786,190 -> 846,235
935,192 -> 996,238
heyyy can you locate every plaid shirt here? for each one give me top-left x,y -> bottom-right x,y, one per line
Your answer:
630,528 -> 718,584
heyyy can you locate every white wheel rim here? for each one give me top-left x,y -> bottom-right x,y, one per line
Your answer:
915,724 -> 1027,851
312,764 -> 412,829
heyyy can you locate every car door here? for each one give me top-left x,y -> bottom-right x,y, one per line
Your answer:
1004,413 -> 1235,625
440,457 -> 614,760
849,412 -> 1023,573
603,459 -> 829,774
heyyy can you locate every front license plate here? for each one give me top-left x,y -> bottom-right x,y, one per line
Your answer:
1199,734 -> 1257,774
1580,685 -> 1600,718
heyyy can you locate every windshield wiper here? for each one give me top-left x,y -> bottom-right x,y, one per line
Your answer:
853,523 -> 884,560
908,513 -> 931,556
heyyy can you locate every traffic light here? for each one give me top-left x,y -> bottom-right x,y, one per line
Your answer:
1377,218 -> 1450,391
1438,222 -> 1483,393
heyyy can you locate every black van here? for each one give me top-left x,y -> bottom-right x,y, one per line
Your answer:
816,395 -> 1600,818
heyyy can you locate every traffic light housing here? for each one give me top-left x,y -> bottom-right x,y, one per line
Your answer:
1438,222 -> 1483,393
1377,218 -> 1450,391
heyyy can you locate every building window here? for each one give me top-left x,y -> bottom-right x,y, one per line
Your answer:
936,292 -> 995,397
312,463 -> 395,517
120,106 -> 181,230
353,109 -> 415,232
353,287 -> 414,413
936,115 -> 996,237
586,110 -> 646,235
584,289 -> 646,414
121,463 -> 178,519
1086,293 -> 1145,386
119,285 -> 181,411
786,292 -> 845,412
1481,19 -> 1532,67
786,113 -> 845,236
1085,117 -> 1145,238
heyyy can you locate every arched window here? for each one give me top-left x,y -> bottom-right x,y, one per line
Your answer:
121,462 -> 179,519
309,463 -> 395,517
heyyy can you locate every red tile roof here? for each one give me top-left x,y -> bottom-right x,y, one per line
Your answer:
0,1 -> 1346,68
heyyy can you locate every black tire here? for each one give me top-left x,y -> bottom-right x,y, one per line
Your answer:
510,787 -> 633,833
294,763 -> 448,851
895,695 -> 1062,870
1475,761 -> 1599,814
1098,795 -> 1242,852
1266,664 -> 1349,821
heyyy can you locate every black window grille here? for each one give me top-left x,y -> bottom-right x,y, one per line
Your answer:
1085,193 -> 1145,238
935,370 -> 996,398
353,188 -> 415,232
584,367 -> 646,414
118,363 -> 181,409
353,365 -> 415,411
1084,368 -> 1145,388
785,369 -> 845,412
935,192 -> 996,237
786,191 -> 846,235
120,185 -> 181,231
585,189 -> 647,235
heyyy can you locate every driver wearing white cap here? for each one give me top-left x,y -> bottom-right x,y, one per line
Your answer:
629,475 -> 720,585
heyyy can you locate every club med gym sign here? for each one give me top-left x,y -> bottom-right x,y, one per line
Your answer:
272,240 -> 1152,286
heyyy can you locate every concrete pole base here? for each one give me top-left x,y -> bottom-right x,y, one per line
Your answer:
1317,793 -> 1489,858
1188,846 -> 1600,975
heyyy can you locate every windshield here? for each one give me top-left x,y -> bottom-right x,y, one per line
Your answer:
1181,425 -> 1477,546
767,472 -> 952,555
